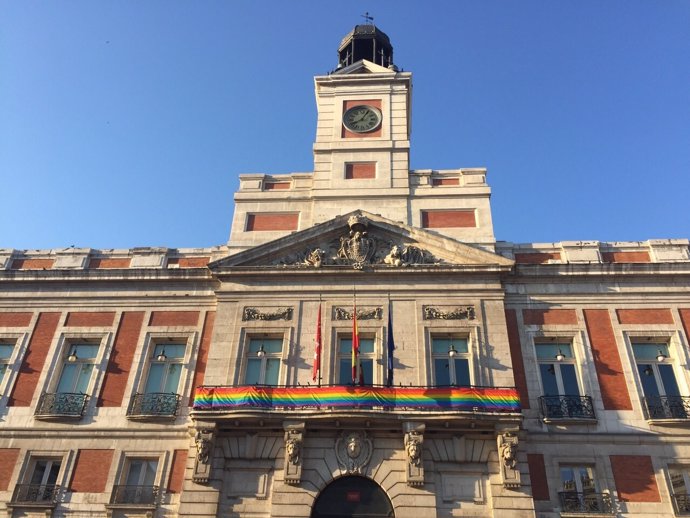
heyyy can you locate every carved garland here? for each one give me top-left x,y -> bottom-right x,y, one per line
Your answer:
423,305 -> 476,320
333,306 -> 383,321
243,307 -> 294,321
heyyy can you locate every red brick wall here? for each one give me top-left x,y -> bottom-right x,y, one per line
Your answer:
245,213 -> 299,231
8,312 -> 61,406
11,258 -> 54,270
602,251 -> 650,263
345,163 -> 376,179
514,252 -> 561,264
527,453 -> 550,500
342,99 -> 382,138
168,257 -> 210,268
522,309 -> 578,326
264,181 -> 291,190
167,450 -> 188,493
583,309 -> 632,410
149,311 -> 199,327
505,309 -> 530,409
680,310 -> 690,349
0,449 -> 20,491
431,178 -> 459,186
190,311 -> 216,406
610,455 -> 660,502
97,312 -> 144,407
421,210 -> 476,229
88,257 -> 132,268
70,449 -> 114,492
65,312 -> 116,327
616,309 -> 674,325
0,312 -> 32,327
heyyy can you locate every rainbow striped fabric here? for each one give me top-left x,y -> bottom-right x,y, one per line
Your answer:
193,385 -> 520,413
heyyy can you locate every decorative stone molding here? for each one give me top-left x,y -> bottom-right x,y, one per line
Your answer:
283,422 -> 305,485
423,305 -> 476,320
333,306 -> 383,320
193,426 -> 216,484
335,431 -> 373,474
242,307 -> 293,321
497,432 -> 520,488
403,422 -> 425,486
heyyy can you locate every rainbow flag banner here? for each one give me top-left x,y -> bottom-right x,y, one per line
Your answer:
193,385 -> 520,413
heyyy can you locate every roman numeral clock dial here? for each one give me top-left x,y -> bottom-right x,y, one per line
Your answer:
343,105 -> 382,134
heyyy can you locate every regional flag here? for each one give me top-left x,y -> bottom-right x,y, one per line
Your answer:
352,303 -> 360,383
312,303 -> 322,383
387,306 -> 396,387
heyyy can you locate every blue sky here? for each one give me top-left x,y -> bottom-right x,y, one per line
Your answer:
2,1 -> 689,250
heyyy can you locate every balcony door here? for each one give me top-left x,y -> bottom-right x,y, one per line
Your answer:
633,343 -> 684,418
27,459 -> 61,502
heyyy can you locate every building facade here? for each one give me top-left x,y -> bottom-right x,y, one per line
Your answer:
1,24 -> 690,518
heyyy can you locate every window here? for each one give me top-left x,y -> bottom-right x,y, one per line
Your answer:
0,341 -> 13,384
112,458 -> 159,505
245,337 -> 283,385
633,342 -> 686,419
13,458 -> 62,503
129,341 -> 185,417
432,336 -> 470,387
559,465 -> 611,514
669,467 -> 690,514
338,337 -> 375,385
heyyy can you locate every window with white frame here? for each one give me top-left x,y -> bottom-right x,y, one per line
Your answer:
112,457 -> 159,505
633,341 -> 685,419
432,335 -> 470,387
0,340 -> 14,385
56,342 -> 99,394
144,341 -> 186,395
245,336 -> 283,385
668,467 -> 690,514
15,457 -> 62,503
559,465 -> 611,513
338,336 -> 375,385
536,342 -> 580,397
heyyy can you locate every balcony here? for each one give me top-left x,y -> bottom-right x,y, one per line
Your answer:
127,392 -> 181,419
35,392 -> 89,418
538,395 -> 596,423
10,483 -> 61,505
110,484 -> 159,505
643,395 -> 690,420
558,491 -> 614,514
673,494 -> 690,515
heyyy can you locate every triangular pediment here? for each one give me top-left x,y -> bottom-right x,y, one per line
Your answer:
210,211 -> 513,272
333,59 -> 394,76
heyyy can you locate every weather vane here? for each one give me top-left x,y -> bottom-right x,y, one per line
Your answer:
361,12 -> 374,25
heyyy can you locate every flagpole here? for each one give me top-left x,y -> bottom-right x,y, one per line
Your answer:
318,294 -> 322,387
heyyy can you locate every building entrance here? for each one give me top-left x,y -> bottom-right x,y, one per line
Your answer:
311,475 -> 394,518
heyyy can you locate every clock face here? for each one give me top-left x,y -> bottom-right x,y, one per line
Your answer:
343,105 -> 382,133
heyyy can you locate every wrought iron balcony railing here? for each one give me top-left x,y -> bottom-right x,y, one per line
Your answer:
558,491 -> 614,514
128,392 -> 181,417
11,484 -> 61,504
673,494 -> 690,515
35,392 -> 89,417
110,484 -> 159,505
644,395 -> 690,420
538,395 -> 596,421
193,384 -> 521,414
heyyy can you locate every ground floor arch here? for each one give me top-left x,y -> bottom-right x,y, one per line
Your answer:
311,475 -> 395,518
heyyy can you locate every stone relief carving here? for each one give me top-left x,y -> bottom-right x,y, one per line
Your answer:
283,423 -> 305,485
335,431 -> 373,475
497,432 -> 521,488
403,422 -> 425,486
193,427 -> 216,484
423,305 -> 476,320
271,215 -> 439,269
333,306 -> 383,321
243,307 -> 293,321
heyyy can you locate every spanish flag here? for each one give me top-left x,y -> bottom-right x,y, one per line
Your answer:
312,303 -> 322,383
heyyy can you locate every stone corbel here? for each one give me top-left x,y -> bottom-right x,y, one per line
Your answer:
193,425 -> 216,484
403,422 -> 425,486
497,431 -> 521,488
283,421 -> 305,485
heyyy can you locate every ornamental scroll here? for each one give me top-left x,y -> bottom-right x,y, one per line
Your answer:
243,307 -> 293,321
333,306 -> 383,321
423,305 -> 476,320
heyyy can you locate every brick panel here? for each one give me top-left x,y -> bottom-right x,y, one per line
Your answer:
505,309 -> 530,409
616,309 -> 674,325
246,213 -> 299,232
514,252 -> 561,264
583,309 -> 632,410
11,258 -> 54,270
342,99 -> 382,138
0,312 -> 33,327
0,449 -> 20,491
610,455 -> 660,502
168,257 -> 210,268
522,309 -> 578,326
345,163 -> 376,179
680,310 -> 690,350
421,210 -> 476,229
88,257 -> 132,269
264,181 -> 291,190
8,312 -> 61,406
70,449 -> 114,492
167,450 -> 188,493
431,178 -> 459,186
149,311 -> 199,327
527,453 -> 550,501
602,251 -> 650,263
65,312 -> 116,327
190,311 -> 216,406
97,312 -> 144,407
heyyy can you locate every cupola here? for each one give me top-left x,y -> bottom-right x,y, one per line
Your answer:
337,23 -> 394,69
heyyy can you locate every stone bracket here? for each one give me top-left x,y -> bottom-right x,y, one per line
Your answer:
497,431 -> 521,488
403,421 -> 425,486
193,424 -> 217,484
283,421 -> 305,485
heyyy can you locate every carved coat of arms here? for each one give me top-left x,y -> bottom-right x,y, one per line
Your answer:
335,431 -> 373,474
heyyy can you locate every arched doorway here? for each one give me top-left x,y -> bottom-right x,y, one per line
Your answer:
311,475 -> 394,518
